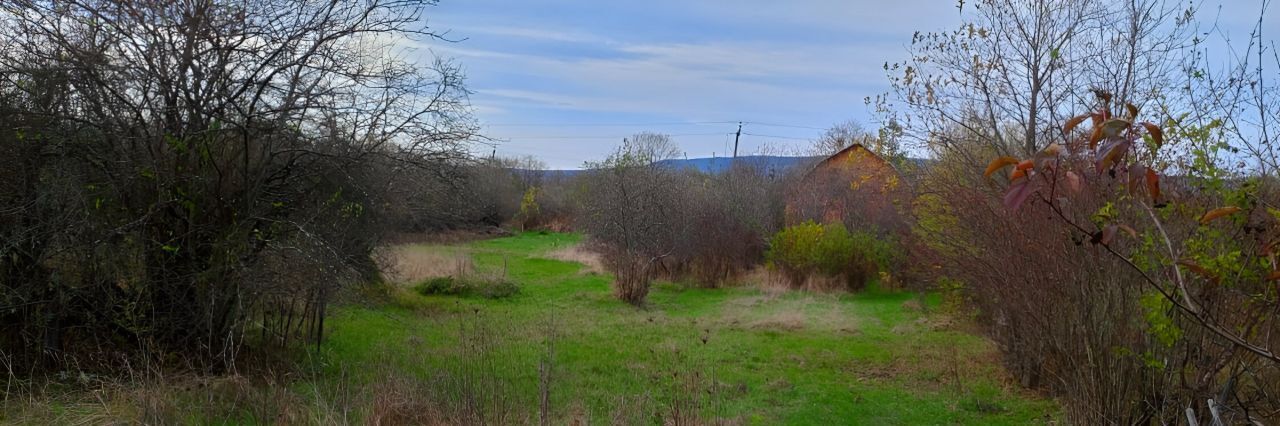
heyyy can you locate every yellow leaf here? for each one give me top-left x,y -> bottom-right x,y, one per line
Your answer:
1037,142 -> 1063,158
1198,206 -> 1242,225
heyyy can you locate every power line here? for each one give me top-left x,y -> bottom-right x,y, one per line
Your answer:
483,121 -> 738,127
482,120 -> 828,131
741,132 -> 811,141
744,121 -> 826,131
497,132 -> 730,140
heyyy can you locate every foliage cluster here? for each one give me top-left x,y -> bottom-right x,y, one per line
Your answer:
767,221 -> 897,291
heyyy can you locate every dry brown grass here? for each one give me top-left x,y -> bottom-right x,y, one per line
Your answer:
378,246 -> 473,285
747,311 -> 807,332
545,244 -> 605,275
715,293 -> 860,335
739,267 -> 854,295
382,227 -> 513,246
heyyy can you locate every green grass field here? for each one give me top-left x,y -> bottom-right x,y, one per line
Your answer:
4,232 -> 1058,424
314,232 -> 1058,424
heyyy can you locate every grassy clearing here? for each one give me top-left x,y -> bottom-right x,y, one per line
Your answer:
2,232 -> 1058,424
324,232 -> 1058,424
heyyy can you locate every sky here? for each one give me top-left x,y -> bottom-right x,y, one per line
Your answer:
416,1 -> 1278,169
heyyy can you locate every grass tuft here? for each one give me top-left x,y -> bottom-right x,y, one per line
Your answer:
413,276 -> 521,299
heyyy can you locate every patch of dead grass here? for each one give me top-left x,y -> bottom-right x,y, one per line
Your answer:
747,311 -> 807,332
378,246 -> 473,285
716,294 -> 859,335
544,244 -> 605,275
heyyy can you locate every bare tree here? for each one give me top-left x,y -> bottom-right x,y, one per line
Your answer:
810,120 -> 874,155
876,0 -> 1193,159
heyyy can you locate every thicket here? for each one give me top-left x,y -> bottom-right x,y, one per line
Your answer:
883,0 -> 1280,422
0,0 -> 474,373
389,156 -> 556,234
576,135 -> 790,304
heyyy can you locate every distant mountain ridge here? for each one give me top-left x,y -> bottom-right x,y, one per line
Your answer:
655,155 -> 822,174
537,155 -> 822,178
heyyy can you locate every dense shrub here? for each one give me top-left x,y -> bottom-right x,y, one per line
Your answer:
0,0 -> 474,373
577,141 -> 792,302
667,163 -> 785,287
413,277 -> 520,299
766,221 -> 895,291
576,134 -> 686,305
910,117 -> 1280,423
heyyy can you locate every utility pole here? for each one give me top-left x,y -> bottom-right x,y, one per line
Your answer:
732,122 -> 742,158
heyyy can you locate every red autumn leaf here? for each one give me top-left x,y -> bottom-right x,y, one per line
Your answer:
1127,163 -> 1147,194
1264,241 -> 1278,267
1177,260 -> 1220,284
1118,224 -> 1139,238
1145,169 -> 1161,201
1095,140 -> 1131,174
1125,103 -> 1140,118
1063,114 -> 1090,135
1141,122 -> 1164,149
984,156 -> 1020,179
1088,126 -> 1104,149
1100,225 -> 1118,246
1004,178 -> 1035,211
1198,207 -> 1242,225
1065,171 -> 1083,193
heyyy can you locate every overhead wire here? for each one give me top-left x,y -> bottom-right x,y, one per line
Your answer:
495,132 -> 731,140
743,121 -> 826,131
482,121 -> 740,127
741,132 -> 811,141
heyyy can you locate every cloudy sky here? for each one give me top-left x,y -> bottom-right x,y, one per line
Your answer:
418,1 -> 1277,169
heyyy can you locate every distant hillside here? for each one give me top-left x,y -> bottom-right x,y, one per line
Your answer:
656,155 -> 821,174
537,155 -> 935,179
538,155 -> 821,178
